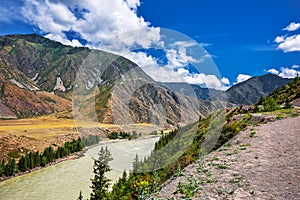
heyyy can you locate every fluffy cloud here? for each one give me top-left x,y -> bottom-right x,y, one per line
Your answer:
165,41 -> 198,69
124,51 -> 185,83
267,66 -> 300,79
21,0 -> 160,49
267,68 -> 279,75
182,73 -> 229,90
221,77 -> 230,85
236,74 -> 252,84
20,0 -> 228,90
275,34 -> 300,52
283,22 -> 300,31
292,65 -> 300,69
275,22 -> 300,52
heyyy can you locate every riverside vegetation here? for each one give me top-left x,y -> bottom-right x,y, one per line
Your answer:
0,135 -> 101,180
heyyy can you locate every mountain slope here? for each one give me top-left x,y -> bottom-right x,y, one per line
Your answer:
0,34 -> 207,126
223,74 -> 292,105
0,57 -> 71,118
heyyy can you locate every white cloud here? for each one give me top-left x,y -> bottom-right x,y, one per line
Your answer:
124,51 -> 185,82
266,66 -> 300,79
182,73 -> 229,90
177,68 -> 190,76
267,68 -> 279,75
275,36 -> 285,43
283,22 -> 300,31
165,43 -> 198,69
236,74 -> 252,84
275,34 -> 300,52
221,77 -> 230,85
275,22 -> 300,52
21,0 -> 160,49
20,0 -> 228,91
45,33 -> 83,47
278,67 -> 300,79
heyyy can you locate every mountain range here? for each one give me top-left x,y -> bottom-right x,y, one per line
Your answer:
0,34 -> 293,126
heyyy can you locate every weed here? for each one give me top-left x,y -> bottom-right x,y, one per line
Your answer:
239,143 -> 251,147
208,163 -> 228,169
200,178 -> 217,184
223,142 -> 232,147
226,189 -> 235,195
250,131 -> 256,138
212,157 -> 219,161
177,175 -> 201,198
174,165 -> 184,177
225,149 -> 239,156
218,147 -> 229,152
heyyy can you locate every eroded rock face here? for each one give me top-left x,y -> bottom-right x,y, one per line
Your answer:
0,34 -> 213,126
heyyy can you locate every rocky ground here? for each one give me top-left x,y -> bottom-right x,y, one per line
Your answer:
155,114 -> 300,199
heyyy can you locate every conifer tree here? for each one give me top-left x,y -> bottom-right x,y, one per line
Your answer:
90,146 -> 113,200
77,191 -> 83,200
132,154 -> 139,173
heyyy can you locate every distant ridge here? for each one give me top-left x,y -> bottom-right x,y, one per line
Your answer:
223,74 -> 292,105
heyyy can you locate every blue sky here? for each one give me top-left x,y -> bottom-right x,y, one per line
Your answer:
0,0 -> 299,90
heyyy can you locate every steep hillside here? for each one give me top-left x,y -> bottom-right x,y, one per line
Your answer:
0,58 -> 71,118
266,76 -> 300,105
0,34 -> 206,126
161,82 -> 223,101
223,74 -> 292,105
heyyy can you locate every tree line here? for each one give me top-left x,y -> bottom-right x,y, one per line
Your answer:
0,138 -> 84,178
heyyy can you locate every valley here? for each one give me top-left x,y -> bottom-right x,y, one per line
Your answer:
0,33 -> 299,200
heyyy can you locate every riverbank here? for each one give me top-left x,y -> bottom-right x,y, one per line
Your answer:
0,136 -> 160,200
0,148 -> 87,182
0,134 -> 160,183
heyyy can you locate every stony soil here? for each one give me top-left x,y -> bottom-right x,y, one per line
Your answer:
156,115 -> 300,199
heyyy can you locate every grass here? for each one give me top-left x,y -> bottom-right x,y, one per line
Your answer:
7,151 -> 21,158
0,116 -> 155,140
250,131 -> 256,138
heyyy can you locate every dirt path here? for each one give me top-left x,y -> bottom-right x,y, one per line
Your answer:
156,115 -> 300,199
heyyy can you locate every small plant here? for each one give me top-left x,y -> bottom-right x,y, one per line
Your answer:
218,147 -> 229,152
223,142 -> 232,147
200,177 -> 217,184
225,149 -> 239,156
174,165 -> 184,177
250,131 -> 256,138
226,189 -> 235,195
177,175 -> 201,198
208,162 -> 228,169
212,157 -> 219,161
216,164 -> 228,169
239,143 -> 251,147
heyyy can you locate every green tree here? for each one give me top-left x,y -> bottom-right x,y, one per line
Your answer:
263,97 -> 279,111
284,99 -> 292,109
77,191 -> 83,200
5,158 -> 15,176
0,159 -> 5,176
18,156 -> 28,172
90,146 -> 113,200
132,154 -> 139,173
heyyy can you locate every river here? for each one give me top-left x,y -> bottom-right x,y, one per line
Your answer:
0,136 -> 159,200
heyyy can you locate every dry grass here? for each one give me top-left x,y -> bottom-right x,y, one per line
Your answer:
0,116 -> 160,140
